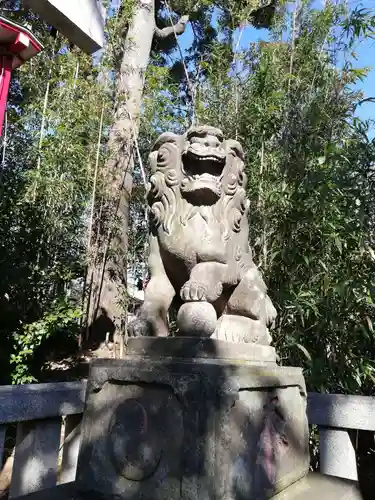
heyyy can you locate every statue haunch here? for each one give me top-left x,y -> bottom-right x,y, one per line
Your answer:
128,126 -> 277,344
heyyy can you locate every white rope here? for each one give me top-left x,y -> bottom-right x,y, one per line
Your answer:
126,109 -> 147,193
126,108 -> 149,288
87,104 -> 105,256
82,102 -> 105,345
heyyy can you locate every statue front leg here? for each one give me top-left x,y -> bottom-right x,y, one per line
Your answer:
180,262 -> 232,303
226,267 -> 277,326
128,235 -> 175,337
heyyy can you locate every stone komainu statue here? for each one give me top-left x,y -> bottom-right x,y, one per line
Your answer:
128,126 -> 277,344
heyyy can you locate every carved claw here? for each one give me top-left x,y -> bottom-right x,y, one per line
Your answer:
180,280 -> 223,303
181,281 -> 207,302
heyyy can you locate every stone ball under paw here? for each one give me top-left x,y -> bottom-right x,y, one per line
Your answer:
127,317 -> 152,337
177,302 -> 217,337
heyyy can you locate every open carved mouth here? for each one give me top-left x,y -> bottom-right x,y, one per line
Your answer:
187,150 -> 225,164
182,148 -> 226,179
180,148 -> 226,204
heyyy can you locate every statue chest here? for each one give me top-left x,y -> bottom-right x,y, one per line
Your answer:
159,214 -> 227,267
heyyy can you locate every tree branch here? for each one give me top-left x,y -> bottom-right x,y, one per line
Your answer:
154,15 -> 189,39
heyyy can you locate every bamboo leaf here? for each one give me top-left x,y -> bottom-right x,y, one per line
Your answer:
296,343 -> 312,362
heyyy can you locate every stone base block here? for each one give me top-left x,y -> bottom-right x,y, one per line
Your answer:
75,338 -> 310,499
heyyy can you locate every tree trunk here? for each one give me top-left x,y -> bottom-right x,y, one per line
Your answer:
87,1 -> 188,348
89,0 -> 156,343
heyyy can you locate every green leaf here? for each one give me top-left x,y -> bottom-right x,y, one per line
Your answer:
368,247 -> 375,261
365,316 -> 374,333
334,237 -> 342,254
319,259 -> 328,272
296,343 -> 312,362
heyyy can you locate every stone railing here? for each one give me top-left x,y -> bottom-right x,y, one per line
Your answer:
0,381 -> 87,498
0,381 -> 374,497
307,392 -> 375,482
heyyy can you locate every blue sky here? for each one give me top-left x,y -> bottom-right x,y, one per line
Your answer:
176,0 -> 375,135
346,0 -> 375,126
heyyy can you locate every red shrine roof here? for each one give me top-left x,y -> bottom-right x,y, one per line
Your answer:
0,16 -> 43,69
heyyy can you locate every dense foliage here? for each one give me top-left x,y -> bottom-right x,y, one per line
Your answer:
196,3 -> 375,394
0,5 -> 113,383
0,0 -> 374,397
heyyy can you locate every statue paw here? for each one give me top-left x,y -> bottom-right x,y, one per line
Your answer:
181,280 -> 207,301
127,317 -> 152,337
180,280 -> 223,302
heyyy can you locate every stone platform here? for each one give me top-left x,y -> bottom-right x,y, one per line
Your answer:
125,336 -> 278,363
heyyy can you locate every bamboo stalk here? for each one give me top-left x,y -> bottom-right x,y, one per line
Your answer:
32,79 -> 50,202
32,32 -> 58,202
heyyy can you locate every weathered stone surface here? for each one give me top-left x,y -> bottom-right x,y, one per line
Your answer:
128,126 -> 277,343
75,339 -> 310,500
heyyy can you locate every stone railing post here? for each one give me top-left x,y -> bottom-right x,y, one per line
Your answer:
319,427 -> 358,481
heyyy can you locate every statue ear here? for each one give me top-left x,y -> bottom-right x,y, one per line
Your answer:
224,139 -> 244,161
148,151 -> 158,173
152,132 -> 181,152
